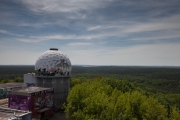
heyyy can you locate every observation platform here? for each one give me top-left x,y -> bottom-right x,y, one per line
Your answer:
35,75 -> 71,78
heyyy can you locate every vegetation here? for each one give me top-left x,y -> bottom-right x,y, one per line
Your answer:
67,66 -> 180,119
0,65 -> 33,83
0,65 -> 180,119
72,66 -> 180,94
64,78 -> 180,120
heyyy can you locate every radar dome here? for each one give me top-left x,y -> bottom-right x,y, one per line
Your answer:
35,48 -> 71,76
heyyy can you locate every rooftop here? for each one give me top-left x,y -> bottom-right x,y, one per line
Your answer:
0,107 -> 31,119
0,83 -> 24,89
9,87 -> 53,96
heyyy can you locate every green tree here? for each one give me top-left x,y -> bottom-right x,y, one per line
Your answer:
14,77 -> 23,82
169,106 -> 180,120
65,78 -> 177,120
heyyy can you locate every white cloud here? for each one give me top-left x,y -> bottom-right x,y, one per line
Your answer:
63,43 -> 180,66
0,29 -> 8,34
87,26 -> 101,31
20,0 -> 110,13
1,39 -> 180,66
129,33 -> 180,41
18,39 -> 39,43
17,33 -> 114,43
1,0 -> 180,66
0,50 -> 41,65
67,42 -> 92,47
0,29 -> 23,37
86,37 -> 92,40
17,34 -> 82,43
123,22 -> 180,33
18,22 -> 52,28
85,14 -> 180,40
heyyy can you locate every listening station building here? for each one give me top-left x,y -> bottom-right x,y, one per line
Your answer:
24,48 -> 72,109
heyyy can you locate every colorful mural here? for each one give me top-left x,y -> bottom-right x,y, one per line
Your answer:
32,92 -> 54,113
0,86 -> 23,99
9,88 -> 54,118
31,91 -> 54,117
0,88 -> 7,98
8,95 -> 31,110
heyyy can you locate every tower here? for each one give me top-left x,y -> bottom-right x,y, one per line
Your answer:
34,48 -> 71,109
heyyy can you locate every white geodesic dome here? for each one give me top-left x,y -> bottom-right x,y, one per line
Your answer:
35,48 -> 71,74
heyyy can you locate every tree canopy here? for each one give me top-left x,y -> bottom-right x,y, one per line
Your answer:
64,78 -> 180,120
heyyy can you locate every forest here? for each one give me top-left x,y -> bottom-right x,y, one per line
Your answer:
0,65 -> 180,119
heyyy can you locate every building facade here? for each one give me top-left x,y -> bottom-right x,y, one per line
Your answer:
8,87 -> 54,118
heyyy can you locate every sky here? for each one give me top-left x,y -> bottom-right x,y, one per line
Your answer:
0,0 -> 180,66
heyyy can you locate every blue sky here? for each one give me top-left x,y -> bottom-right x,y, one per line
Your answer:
0,0 -> 180,66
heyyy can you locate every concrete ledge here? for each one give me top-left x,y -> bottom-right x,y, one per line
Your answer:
35,75 -> 71,78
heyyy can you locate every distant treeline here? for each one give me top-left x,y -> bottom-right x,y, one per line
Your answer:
0,65 -> 180,93
0,65 -> 34,80
72,66 -> 180,94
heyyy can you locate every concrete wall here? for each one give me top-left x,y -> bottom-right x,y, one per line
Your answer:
9,89 -> 54,118
24,74 -> 70,109
24,73 -> 36,86
36,77 -> 70,109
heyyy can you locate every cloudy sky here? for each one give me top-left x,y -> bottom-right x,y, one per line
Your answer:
0,0 -> 180,66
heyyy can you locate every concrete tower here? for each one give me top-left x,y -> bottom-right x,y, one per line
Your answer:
34,48 -> 71,109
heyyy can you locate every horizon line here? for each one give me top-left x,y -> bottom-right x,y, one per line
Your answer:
0,64 -> 180,67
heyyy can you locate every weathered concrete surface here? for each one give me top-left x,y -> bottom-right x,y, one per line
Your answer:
36,77 -> 70,108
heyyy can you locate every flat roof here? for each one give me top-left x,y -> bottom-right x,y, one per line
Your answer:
0,83 -> 24,89
0,107 -> 31,118
9,87 -> 53,96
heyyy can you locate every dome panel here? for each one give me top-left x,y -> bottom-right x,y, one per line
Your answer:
35,49 -> 71,76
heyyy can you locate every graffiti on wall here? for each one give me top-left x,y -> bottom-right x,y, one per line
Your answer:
34,93 -> 53,111
0,86 -> 23,99
9,95 -> 31,110
45,93 -> 53,107
0,88 -> 7,98
8,88 -> 54,118
8,86 -> 22,93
